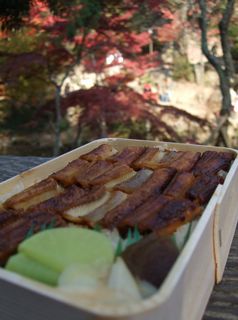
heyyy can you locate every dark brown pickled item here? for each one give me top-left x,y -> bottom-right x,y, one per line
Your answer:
122,233 -> 179,288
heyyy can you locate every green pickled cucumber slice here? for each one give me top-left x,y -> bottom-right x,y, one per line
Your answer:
19,227 -> 114,273
6,253 -> 59,286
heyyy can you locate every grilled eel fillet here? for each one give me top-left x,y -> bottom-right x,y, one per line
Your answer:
134,150 -> 200,172
87,163 -> 136,188
75,160 -> 114,187
119,172 -> 219,234
138,150 -> 183,170
4,178 -> 63,211
193,151 -> 235,176
121,172 -> 196,229
52,158 -> 91,187
163,172 -> 196,198
85,191 -> 127,223
109,146 -> 146,165
120,194 -> 170,229
0,209 -> 20,226
132,148 -> 165,169
114,169 -> 153,193
168,151 -> 201,172
0,210 -> 66,266
80,144 -> 118,161
188,174 -> 221,205
32,184 -> 106,215
101,167 -> 176,229
64,191 -> 128,226
141,198 -> 202,235
120,195 -> 202,235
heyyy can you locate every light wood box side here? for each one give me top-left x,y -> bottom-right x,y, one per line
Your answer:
213,158 -> 238,282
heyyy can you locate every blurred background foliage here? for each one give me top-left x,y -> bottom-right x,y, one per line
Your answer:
0,0 -> 237,156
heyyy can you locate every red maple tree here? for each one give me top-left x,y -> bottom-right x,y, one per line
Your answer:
0,0 -> 207,154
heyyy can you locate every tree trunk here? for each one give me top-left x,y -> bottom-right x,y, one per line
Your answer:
53,85 -> 62,156
219,74 -> 232,115
219,0 -> 236,82
198,0 -> 234,116
100,114 -> 108,138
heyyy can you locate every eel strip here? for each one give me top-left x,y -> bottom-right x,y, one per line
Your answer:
193,151 -> 234,176
76,160 -> 114,187
169,151 -> 201,172
102,167 -> 176,228
0,210 -> 66,266
52,158 -> 91,187
64,191 -> 127,225
132,148 -> 166,169
109,146 -> 146,165
4,178 -> 63,211
63,191 -> 110,222
120,195 -> 169,229
163,172 -> 196,198
114,169 -> 153,193
0,210 -> 21,227
188,174 -> 221,205
139,198 -> 202,235
80,144 -> 118,161
89,163 -> 136,188
32,184 -> 106,214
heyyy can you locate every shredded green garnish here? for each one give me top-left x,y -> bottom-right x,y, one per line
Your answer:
114,238 -> 123,259
114,226 -> 143,258
24,224 -> 35,240
24,217 -> 57,240
93,223 -> 102,233
40,223 -> 47,231
47,217 -> 56,229
182,222 -> 193,249
124,226 -> 142,248
133,225 -> 142,242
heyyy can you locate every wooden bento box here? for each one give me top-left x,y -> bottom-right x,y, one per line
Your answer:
0,138 -> 238,320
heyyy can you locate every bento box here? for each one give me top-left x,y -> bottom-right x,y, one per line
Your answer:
0,138 -> 238,320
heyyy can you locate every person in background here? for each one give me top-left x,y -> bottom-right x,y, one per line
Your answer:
159,78 -> 171,103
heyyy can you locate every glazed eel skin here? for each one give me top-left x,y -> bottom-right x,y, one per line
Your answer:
102,168 -> 176,228
0,145 -> 235,265
0,209 -> 66,265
